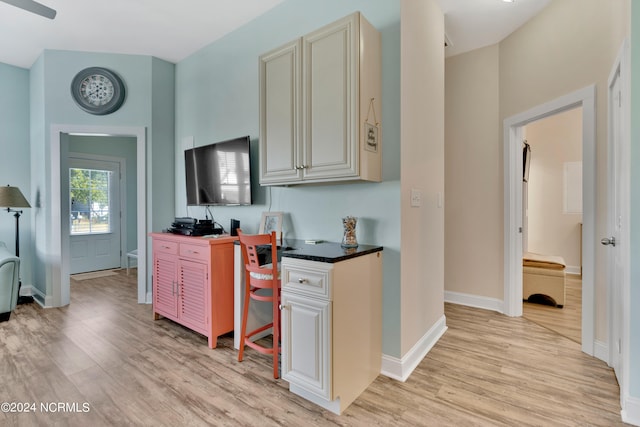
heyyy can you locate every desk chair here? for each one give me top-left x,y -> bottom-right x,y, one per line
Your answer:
237,229 -> 281,378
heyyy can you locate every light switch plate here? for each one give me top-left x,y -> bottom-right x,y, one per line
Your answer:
410,189 -> 421,207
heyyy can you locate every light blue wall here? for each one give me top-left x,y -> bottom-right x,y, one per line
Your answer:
68,135 -> 138,253
175,0 -> 402,355
629,1 -> 640,400
0,63 -> 32,286
29,50 -> 175,302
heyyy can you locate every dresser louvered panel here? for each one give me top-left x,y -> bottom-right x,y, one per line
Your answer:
178,259 -> 208,335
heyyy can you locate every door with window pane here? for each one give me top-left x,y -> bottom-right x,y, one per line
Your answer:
69,158 -> 121,274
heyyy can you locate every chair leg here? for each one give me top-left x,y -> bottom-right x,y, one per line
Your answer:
272,290 -> 280,379
238,282 -> 252,362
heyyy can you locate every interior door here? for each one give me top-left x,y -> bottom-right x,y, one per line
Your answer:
604,67 -> 624,380
69,158 -> 122,274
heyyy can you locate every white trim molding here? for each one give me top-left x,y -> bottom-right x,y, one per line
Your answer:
50,124 -> 147,307
444,291 -> 503,314
503,85 -> 596,358
380,315 -> 447,382
622,395 -> 640,426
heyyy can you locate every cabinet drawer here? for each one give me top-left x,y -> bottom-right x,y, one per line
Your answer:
154,240 -> 178,255
282,261 -> 332,299
179,243 -> 209,262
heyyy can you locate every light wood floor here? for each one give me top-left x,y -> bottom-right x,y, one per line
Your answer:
523,275 -> 582,343
0,270 -> 623,426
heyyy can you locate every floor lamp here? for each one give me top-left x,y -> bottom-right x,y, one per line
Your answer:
0,185 -> 32,305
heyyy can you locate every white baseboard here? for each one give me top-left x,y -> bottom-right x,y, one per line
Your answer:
593,340 -> 608,364
565,265 -> 581,276
622,395 -> 640,426
444,290 -> 504,313
380,315 -> 447,382
18,284 -> 33,297
28,285 -> 52,308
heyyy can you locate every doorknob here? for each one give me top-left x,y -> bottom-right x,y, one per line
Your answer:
601,237 -> 616,247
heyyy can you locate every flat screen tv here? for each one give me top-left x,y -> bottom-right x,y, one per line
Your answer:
185,136 -> 252,206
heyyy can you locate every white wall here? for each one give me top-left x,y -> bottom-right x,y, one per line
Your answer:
400,0 -> 445,355
445,44 -> 502,299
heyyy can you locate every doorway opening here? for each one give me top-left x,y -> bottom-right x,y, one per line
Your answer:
503,85 -> 596,357
50,125 -> 147,307
520,107 -> 583,344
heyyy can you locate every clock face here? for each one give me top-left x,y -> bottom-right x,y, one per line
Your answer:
79,74 -> 115,106
71,67 -> 126,115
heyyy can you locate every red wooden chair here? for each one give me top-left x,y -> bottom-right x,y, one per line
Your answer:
237,229 -> 281,378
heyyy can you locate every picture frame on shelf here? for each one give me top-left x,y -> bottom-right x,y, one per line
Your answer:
259,211 -> 283,239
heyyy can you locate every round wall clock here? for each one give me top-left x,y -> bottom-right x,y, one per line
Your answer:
70,67 -> 126,115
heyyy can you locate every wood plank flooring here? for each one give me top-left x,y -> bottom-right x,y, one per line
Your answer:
523,274 -> 582,343
0,270 -> 623,426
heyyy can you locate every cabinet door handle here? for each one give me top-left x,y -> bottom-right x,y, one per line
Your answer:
279,304 -> 288,310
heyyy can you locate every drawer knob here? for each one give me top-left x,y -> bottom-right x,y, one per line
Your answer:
297,278 -> 307,284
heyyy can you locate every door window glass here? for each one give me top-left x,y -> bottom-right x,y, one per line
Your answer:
70,168 -> 112,235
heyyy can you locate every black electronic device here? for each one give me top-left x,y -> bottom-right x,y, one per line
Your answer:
230,219 -> 240,236
185,136 -> 252,206
169,218 -> 220,236
174,217 -> 197,225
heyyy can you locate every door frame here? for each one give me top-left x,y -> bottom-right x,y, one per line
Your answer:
67,153 -> 127,273
606,39 -> 630,410
503,85 -> 596,357
51,124 -> 147,305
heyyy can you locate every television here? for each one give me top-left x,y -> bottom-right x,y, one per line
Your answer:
185,136 -> 252,206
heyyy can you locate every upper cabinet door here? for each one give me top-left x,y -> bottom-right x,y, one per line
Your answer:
302,14 -> 359,180
259,39 -> 303,185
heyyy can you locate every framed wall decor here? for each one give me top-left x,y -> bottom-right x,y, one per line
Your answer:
259,211 -> 283,237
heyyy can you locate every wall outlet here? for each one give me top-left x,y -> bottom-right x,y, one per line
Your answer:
410,189 -> 421,207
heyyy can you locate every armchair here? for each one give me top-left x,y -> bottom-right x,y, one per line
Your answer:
0,241 -> 20,322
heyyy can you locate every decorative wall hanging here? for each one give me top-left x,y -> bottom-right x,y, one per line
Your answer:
364,98 -> 379,153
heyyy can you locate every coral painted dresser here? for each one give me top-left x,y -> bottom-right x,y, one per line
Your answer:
149,233 -> 236,348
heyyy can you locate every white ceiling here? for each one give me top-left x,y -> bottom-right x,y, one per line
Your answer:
436,0 -> 552,57
0,0 -> 550,69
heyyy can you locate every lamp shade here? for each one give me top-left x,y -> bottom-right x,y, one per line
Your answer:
0,185 -> 31,208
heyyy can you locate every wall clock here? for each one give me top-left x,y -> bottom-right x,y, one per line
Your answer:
70,67 -> 126,115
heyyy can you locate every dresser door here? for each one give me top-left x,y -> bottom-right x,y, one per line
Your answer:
153,252 -> 178,318
178,259 -> 209,336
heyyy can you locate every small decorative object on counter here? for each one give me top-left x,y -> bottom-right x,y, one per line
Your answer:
341,216 -> 358,248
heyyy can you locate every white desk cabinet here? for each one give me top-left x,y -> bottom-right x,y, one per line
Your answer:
280,251 -> 382,414
259,12 -> 382,186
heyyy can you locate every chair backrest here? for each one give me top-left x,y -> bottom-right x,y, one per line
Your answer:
237,229 -> 279,288
0,243 -> 20,313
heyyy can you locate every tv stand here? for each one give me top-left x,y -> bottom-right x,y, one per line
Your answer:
150,232 -> 237,348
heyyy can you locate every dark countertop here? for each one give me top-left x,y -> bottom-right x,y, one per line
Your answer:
281,239 -> 383,263
235,238 -> 383,264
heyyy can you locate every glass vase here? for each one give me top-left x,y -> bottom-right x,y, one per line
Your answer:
341,216 -> 358,248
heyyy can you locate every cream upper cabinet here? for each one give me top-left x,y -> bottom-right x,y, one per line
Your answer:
259,12 -> 381,186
